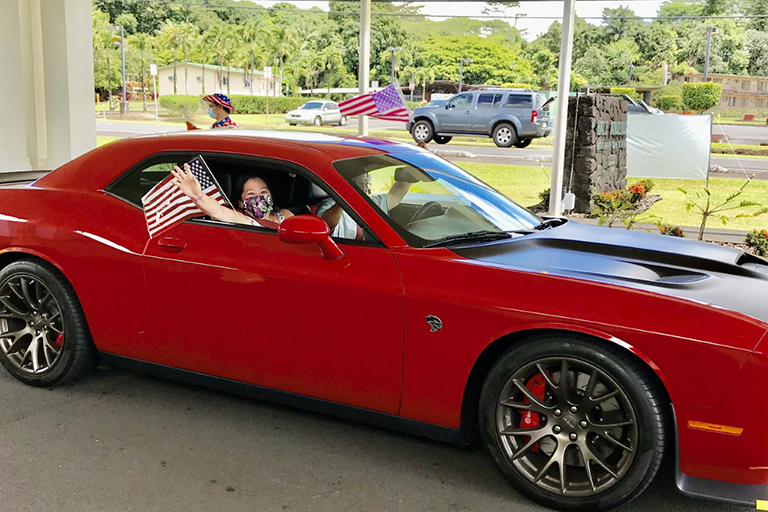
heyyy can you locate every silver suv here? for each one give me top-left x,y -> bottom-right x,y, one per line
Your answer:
407,89 -> 553,148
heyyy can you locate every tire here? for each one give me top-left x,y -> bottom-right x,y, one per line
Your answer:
288,123 -> 297,126
338,116 -> 347,126
434,135 -> 452,145
313,116 -> 322,126
492,123 -> 518,147
479,335 -> 666,512
514,138 -> 532,148
0,259 -> 97,387
411,120 -> 435,143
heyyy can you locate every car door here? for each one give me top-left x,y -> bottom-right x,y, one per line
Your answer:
440,93 -> 474,132
140,158 -> 404,414
326,102 -> 341,125
470,93 -> 503,133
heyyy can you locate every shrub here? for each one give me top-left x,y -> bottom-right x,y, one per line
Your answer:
659,224 -> 685,237
745,229 -> 768,256
158,95 -> 201,122
657,95 -> 683,112
610,87 -> 638,100
682,82 -> 722,113
592,179 -> 655,228
229,95 -> 310,114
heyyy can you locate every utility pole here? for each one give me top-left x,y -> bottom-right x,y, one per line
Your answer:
358,0 -> 371,137
106,25 -> 127,114
387,46 -> 401,85
459,58 -> 473,93
704,27 -> 716,81
628,64 -> 634,87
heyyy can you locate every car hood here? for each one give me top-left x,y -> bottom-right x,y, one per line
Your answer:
453,220 -> 768,324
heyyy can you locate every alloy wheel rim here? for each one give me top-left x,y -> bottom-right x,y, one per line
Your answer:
495,356 -> 638,497
0,275 -> 65,374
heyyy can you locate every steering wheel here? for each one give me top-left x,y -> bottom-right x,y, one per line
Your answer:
408,201 -> 443,224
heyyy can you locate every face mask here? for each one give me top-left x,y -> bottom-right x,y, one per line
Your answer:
208,107 -> 216,119
242,194 -> 274,219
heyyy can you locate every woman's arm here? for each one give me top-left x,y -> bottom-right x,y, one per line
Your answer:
171,164 -> 249,224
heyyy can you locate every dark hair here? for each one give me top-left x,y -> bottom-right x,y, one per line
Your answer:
234,174 -> 278,207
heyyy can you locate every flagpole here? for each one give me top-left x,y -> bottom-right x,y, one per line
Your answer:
358,0 -> 371,137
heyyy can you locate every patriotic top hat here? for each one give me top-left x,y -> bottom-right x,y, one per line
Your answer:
203,93 -> 235,113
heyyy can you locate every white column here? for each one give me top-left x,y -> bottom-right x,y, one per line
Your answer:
357,0 -> 371,137
0,0 -> 95,173
548,0 -> 576,216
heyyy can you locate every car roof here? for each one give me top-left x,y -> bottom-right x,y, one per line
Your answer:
36,130 -> 426,191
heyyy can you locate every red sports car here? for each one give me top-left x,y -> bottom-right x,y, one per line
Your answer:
1,131 -> 767,511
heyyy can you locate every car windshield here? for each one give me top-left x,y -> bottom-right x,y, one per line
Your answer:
300,102 -> 324,110
332,151 -> 542,247
426,100 -> 445,107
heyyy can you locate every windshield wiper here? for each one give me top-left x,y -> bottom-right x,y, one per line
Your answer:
424,230 -> 512,248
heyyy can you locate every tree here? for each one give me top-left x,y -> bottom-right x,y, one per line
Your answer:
126,32 -> 154,110
602,6 -> 642,42
745,30 -> 768,76
682,82 -> 722,112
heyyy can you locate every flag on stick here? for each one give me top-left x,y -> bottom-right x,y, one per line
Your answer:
338,84 -> 410,122
141,155 -> 229,238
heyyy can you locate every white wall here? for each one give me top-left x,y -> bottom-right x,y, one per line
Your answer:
0,0 -> 95,172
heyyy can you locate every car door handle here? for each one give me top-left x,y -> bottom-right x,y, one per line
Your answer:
157,237 -> 187,250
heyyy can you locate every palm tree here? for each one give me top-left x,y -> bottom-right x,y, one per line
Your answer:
270,24 -> 300,97
204,24 -> 231,94
159,21 -> 183,94
127,33 -> 153,110
192,37 -> 217,95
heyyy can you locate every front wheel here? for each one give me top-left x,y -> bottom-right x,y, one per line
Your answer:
313,116 -> 322,126
492,123 -> 517,147
338,116 -> 347,126
479,335 -> 666,511
0,259 -> 97,387
433,135 -> 452,145
411,120 -> 434,143
514,138 -> 532,148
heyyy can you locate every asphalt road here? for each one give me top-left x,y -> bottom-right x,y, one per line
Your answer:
0,366 -> 742,512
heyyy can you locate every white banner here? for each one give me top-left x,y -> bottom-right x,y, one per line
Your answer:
627,114 -> 712,180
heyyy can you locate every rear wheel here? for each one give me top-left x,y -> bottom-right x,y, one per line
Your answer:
479,335 -> 666,511
411,120 -> 435,143
492,123 -> 517,147
434,135 -> 452,145
338,116 -> 347,126
514,139 -> 532,148
313,116 -> 322,126
0,260 -> 97,387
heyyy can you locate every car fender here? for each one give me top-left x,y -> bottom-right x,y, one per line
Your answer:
411,111 -> 440,132
487,114 -> 522,135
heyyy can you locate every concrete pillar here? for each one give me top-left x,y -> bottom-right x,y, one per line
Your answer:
0,0 -> 96,173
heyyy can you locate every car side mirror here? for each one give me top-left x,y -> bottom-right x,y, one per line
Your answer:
278,215 -> 344,260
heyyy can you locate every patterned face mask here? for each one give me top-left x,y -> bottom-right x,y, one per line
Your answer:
242,194 -> 274,219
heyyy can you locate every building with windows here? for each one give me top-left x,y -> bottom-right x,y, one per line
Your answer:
157,63 -> 281,97
684,72 -> 768,110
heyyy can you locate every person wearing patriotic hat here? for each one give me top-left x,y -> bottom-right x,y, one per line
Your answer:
203,93 -> 238,129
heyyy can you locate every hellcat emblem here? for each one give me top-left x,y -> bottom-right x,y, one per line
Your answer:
426,315 -> 443,333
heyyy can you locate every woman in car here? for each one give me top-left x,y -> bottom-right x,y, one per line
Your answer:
171,163 -> 293,227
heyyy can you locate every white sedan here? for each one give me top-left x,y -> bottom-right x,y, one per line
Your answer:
285,100 -> 347,126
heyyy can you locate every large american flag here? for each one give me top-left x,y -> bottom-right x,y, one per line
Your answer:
141,156 -> 228,238
338,84 -> 410,122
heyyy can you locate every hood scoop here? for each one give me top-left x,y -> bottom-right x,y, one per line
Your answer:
568,260 -> 711,288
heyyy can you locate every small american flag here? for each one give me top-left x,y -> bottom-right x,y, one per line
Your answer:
141,156 -> 228,238
338,84 -> 410,122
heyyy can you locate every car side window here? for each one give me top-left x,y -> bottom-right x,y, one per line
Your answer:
477,94 -> 503,109
505,94 -> 532,108
107,157 -> 189,207
447,94 -> 473,109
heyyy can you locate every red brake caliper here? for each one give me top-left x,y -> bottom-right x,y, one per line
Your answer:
520,373 -> 547,453
54,333 -> 64,348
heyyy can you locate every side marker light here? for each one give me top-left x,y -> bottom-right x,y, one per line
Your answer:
687,420 -> 743,436
756,500 -> 768,511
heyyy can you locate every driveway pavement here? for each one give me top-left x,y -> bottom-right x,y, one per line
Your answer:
0,366 -> 742,512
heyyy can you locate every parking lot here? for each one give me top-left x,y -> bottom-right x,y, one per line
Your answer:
0,365 -> 742,512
